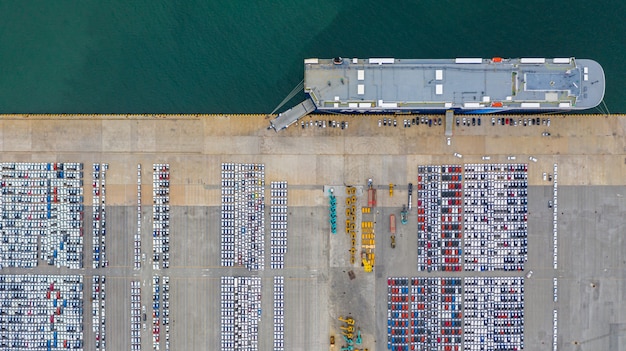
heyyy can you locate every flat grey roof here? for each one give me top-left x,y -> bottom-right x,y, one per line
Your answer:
304,58 -> 605,111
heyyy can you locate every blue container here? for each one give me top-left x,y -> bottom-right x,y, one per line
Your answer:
53,250 -> 57,258
63,299 -> 67,307
53,299 -> 57,307
60,242 -> 64,250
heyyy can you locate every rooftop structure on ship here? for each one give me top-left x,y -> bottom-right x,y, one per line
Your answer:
270,57 -> 605,131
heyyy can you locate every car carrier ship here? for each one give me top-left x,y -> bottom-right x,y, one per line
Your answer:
270,57 -> 605,131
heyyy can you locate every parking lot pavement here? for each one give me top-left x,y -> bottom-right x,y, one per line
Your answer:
0,114 -> 625,351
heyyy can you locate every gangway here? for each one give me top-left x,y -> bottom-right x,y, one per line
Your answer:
269,99 -> 315,131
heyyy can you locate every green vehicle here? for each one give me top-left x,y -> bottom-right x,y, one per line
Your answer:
400,205 -> 408,225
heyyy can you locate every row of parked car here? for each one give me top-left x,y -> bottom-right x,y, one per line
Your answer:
220,163 -> 266,270
161,276 -> 171,351
270,182 -> 288,270
152,164 -> 170,270
387,277 -> 464,351
491,116 -> 550,127
220,276 -> 262,350
553,309 -> 558,350
0,274 -> 84,349
273,276 -> 284,351
92,275 -> 106,350
417,166 -> 463,272
152,275 -> 170,351
92,164 -> 108,269
552,163 -> 559,270
301,119 -> 349,129
463,164 -> 528,272
464,277 -> 524,351
135,165 -> 142,270
130,280 -> 142,350
0,162 -> 84,270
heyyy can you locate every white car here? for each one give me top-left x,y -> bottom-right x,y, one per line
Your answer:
482,156 -> 491,160
453,153 -> 463,158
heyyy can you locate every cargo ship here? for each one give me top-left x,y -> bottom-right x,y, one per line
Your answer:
270,57 -> 605,130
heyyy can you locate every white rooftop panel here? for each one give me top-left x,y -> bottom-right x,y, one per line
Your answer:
435,70 -> 443,80
435,84 -> 443,95
357,70 -> 365,81
521,58 -> 546,64
553,58 -> 571,64
357,84 -> 364,95
455,58 -> 482,64
368,58 -> 395,64
304,58 -> 319,64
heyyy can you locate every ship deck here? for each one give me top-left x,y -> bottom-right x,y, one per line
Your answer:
304,58 -> 605,111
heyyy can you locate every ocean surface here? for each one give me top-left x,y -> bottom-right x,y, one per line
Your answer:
0,0 -> 624,114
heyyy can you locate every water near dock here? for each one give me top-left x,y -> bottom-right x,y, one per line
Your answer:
0,0 -> 624,113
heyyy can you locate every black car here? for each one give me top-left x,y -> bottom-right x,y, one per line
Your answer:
472,117 -> 476,126
477,118 -> 481,126
456,118 -> 460,126
437,118 -> 442,125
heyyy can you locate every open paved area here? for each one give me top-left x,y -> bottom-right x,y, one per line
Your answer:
0,113 -> 625,351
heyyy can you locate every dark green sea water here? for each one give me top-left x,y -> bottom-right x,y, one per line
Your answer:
0,0 -> 624,114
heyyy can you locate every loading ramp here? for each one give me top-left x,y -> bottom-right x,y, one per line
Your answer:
269,99 -> 316,131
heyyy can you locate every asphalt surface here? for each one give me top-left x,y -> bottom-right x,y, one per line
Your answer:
0,114 -> 625,351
